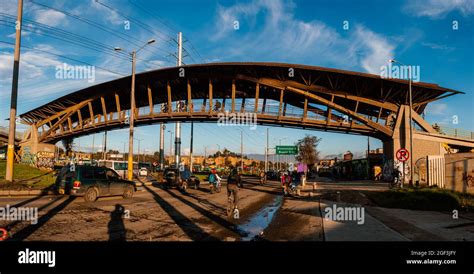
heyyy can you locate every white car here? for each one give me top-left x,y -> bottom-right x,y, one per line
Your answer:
138,167 -> 148,177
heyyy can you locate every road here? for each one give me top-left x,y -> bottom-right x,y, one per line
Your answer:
1,176 -> 471,241
0,177 -> 296,241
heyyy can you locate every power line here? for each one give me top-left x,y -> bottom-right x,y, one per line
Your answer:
127,0 -> 178,36
94,0 -> 176,45
26,0 -> 176,58
0,15 -> 171,70
0,40 -> 126,76
127,0 -> 205,63
26,0 -> 201,65
0,16 -> 131,61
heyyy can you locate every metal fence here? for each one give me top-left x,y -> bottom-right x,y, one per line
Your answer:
436,125 -> 474,140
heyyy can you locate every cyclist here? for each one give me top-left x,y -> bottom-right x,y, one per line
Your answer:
390,165 -> 402,188
237,168 -> 244,188
259,170 -> 266,185
227,168 -> 240,212
209,168 -> 221,193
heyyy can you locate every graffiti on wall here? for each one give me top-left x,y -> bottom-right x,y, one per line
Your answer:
382,158 -> 410,182
20,148 -> 55,169
20,146 -> 36,166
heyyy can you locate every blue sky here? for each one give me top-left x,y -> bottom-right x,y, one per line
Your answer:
0,0 -> 473,158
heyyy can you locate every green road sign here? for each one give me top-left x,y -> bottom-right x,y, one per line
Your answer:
276,145 -> 298,155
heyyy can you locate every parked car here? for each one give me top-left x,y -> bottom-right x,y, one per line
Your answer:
55,164 -> 136,202
163,168 -> 200,190
266,170 -> 279,180
138,167 -> 148,177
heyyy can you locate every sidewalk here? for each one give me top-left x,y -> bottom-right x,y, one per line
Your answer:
321,200 -> 409,241
0,189 -> 55,196
301,180 -> 474,241
365,207 -> 474,241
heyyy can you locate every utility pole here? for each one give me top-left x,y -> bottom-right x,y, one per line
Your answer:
408,66 -> 414,186
175,32 -> 183,169
240,130 -> 244,171
114,38 -> 155,181
136,138 -> 141,163
103,131 -> 107,160
265,128 -> 269,172
190,122 -> 194,171
127,50 -> 136,180
6,0 -> 24,182
91,134 -> 95,161
159,124 -> 165,170
168,130 -> 174,166
367,136 -> 370,179
278,139 -> 282,170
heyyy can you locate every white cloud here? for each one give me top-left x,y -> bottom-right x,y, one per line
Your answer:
88,0 -> 123,25
426,103 -> 448,115
34,9 -> 67,26
421,42 -> 455,51
211,0 -> 396,74
143,59 -> 167,71
349,25 -> 395,74
0,48 -> 63,84
0,1 -> 19,14
404,0 -> 474,18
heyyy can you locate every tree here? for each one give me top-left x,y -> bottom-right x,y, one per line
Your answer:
225,157 -> 232,167
296,135 -> 321,166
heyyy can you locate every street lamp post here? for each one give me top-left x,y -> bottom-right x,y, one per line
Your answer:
168,130 -> 174,165
115,39 -> 155,180
276,137 -> 287,170
389,59 -> 414,186
134,137 -> 142,163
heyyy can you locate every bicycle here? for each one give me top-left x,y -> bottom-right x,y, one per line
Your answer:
226,189 -> 239,218
389,170 -> 402,189
227,194 -> 235,217
259,175 -> 266,185
209,178 -> 221,194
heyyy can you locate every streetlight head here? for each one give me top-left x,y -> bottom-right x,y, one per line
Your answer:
114,47 -> 122,52
147,39 -> 156,45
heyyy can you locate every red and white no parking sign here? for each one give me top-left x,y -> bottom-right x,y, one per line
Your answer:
396,148 -> 410,162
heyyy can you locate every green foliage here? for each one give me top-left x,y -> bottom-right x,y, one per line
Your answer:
365,187 -> 474,211
296,135 -> 321,166
0,161 -> 56,189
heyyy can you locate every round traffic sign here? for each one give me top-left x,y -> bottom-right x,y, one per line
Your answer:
0,228 -> 8,241
396,148 -> 410,162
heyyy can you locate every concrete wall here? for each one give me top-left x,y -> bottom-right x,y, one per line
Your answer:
412,138 -> 444,164
444,153 -> 474,194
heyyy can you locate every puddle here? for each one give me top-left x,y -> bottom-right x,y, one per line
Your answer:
238,195 -> 284,241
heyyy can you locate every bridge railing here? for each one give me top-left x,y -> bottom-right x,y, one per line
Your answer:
433,125 -> 474,140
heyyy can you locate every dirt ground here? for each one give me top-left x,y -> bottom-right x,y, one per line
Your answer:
262,195 -> 324,241
5,176 -> 458,242
1,177 -> 319,241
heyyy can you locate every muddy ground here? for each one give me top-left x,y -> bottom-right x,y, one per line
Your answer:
0,177 -> 323,241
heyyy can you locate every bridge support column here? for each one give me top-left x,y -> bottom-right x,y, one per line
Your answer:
19,125 -> 56,166
383,105 -> 446,184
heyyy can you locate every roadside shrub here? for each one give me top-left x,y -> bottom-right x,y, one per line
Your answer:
366,188 -> 461,211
